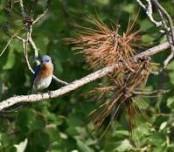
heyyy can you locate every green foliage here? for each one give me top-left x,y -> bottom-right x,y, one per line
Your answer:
0,0 -> 174,151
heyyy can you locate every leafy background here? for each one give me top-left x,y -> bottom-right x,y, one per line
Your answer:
0,0 -> 174,151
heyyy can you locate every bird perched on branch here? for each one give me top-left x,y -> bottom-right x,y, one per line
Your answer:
32,55 -> 54,92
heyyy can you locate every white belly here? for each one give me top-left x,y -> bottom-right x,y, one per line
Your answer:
33,76 -> 53,91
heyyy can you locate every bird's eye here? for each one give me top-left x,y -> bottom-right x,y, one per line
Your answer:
43,59 -> 49,63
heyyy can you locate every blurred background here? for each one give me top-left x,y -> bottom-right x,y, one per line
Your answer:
0,0 -> 174,151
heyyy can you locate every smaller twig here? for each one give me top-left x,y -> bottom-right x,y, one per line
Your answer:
138,0 -> 174,67
27,24 -> 39,58
0,36 -> 13,56
19,0 -> 26,18
28,37 -> 39,58
19,0 -> 34,73
152,0 -> 174,67
164,51 -> 174,67
0,30 -> 22,56
1,0 -> 48,72
16,35 -> 24,41
137,0 -> 162,27
136,0 -> 146,9
133,89 -> 168,96
33,9 -> 48,25
26,9 -> 48,58
152,0 -> 174,43
22,34 -> 34,73
52,75 -> 69,85
19,1 -> 48,59
157,8 -> 174,67
146,0 -> 161,27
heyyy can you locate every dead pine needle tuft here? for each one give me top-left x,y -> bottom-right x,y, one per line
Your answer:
68,17 -> 161,135
67,18 -> 140,70
89,57 -> 152,129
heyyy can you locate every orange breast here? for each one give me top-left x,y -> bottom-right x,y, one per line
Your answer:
39,63 -> 54,78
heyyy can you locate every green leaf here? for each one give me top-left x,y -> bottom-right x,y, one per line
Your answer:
122,4 -> 135,13
159,121 -> 167,131
167,97 -> 174,109
76,139 -> 94,152
114,139 -> 133,152
3,50 -> 15,70
14,138 -> 28,152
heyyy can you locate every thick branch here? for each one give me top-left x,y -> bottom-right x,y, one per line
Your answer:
0,41 -> 170,111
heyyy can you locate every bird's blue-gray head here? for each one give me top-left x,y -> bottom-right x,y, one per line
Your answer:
40,55 -> 52,64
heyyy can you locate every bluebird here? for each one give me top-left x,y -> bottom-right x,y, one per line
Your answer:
32,55 -> 54,92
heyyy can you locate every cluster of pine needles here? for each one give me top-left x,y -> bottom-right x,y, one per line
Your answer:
68,18 -> 159,134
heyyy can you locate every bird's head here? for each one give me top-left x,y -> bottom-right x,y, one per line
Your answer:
40,55 -> 52,64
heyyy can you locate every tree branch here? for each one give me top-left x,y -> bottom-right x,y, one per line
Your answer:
137,0 -> 174,67
151,0 -> 174,67
136,0 -> 162,27
0,41 -> 170,111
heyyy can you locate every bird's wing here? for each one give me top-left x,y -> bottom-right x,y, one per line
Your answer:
33,65 -> 41,81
